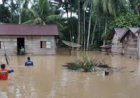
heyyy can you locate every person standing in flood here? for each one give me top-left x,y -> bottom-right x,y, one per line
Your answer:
20,46 -> 25,55
0,64 -> 14,80
25,57 -> 34,66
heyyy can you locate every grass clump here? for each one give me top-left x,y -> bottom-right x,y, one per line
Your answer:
81,57 -> 97,72
63,57 -> 99,72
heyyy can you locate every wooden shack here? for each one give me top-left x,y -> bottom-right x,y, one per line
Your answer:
111,27 -> 140,57
0,24 -> 59,55
120,28 -> 138,55
111,28 -> 128,54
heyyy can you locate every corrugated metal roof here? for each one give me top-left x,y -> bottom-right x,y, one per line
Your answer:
114,28 -> 128,39
129,27 -> 140,36
0,24 -> 59,36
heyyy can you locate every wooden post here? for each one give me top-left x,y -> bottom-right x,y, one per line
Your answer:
138,33 -> 140,59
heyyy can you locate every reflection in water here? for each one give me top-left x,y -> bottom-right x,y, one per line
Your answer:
0,52 -> 140,98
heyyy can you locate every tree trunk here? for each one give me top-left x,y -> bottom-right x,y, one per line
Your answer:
86,4 -> 92,50
19,13 -> 21,24
70,7 -> 72,42
91,18 -> 97,45
18,1 -> 22,24
77,0 -> 81,49
103,20 -> 107,46
137,33 -> 140,58
83,11 -> 86,51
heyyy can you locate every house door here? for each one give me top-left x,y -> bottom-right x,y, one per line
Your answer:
17,38 -> 25,55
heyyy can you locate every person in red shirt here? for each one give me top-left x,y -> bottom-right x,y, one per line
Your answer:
0,64 -> 14,80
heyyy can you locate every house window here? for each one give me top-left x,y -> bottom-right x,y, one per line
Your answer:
40,41 -> 51,48
40,41 -> 46,48
46,41 -> 51,48
0,41 -> 1,49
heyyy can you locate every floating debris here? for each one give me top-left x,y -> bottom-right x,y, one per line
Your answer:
130,70 -> 135,73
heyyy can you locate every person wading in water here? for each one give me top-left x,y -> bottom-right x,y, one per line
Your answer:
25,57 -> 34,66
0,64 -> 14,80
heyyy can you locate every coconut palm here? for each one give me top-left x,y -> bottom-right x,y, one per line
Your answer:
83,0 -> 129,49
22,0 -> 50,24
98,0 -> 129,45
16,0 -> 30,24
23,0 -> 63,34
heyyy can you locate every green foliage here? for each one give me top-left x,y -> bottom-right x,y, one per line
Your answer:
23,0 -> 51,24
46,15 -> 61,24
65,57 -> 99,72
1,0 -> 140,50
0,4 -> 10,23
129,0 -> 140,14
59,17 -> 78,42
81,57 -> 97,72
110,12 -> 140,28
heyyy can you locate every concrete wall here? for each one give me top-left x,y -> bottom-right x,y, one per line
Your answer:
0,36 -> 56,55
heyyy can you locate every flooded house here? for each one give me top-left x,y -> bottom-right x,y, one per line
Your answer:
111,28 -> 140,57
0,24 -> 59,55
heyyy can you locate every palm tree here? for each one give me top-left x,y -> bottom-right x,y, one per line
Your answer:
16,0 -> 30,24
99,0 -> 128,45
23,0 -> 62,29
82,0 -> 129,49
23,0 -> 50,24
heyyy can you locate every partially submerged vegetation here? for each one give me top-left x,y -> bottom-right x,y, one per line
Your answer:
63,57 -> 124,76
64,58 -> 97,72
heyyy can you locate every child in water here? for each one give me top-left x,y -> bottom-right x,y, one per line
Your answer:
0,64 -> 14,80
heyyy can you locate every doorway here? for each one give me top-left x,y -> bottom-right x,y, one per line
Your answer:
17,38 -> 25,55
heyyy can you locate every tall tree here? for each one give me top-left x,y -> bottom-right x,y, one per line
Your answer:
0,4 -> 10,23
95,0 -> 128,45
129,0 -> 140,14
23,0 -> 50,24
77,0 -> 81,46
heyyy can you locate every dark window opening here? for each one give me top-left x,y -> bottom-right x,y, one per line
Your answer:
17,38 -> 25,55
40,41 -> 46,48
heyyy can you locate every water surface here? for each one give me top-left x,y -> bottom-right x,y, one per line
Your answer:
0,51 -> 140,98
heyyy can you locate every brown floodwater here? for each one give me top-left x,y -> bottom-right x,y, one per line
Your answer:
0,51 -> 140,98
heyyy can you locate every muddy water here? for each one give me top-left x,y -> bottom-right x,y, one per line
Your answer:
0,51 -> 140,98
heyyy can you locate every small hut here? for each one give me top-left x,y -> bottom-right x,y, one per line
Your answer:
111,28 -> 128,54
120,28 -> 138,55
129,28 -> 140,58
111,27 -> 140,57
0,24 -> 59,55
